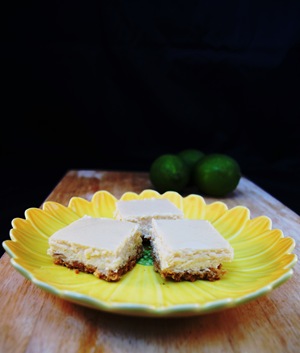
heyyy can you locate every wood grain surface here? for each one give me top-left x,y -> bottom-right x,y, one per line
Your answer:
1,170 -> 299,353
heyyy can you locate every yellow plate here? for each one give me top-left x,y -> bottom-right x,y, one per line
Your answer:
2,190 -> 297,317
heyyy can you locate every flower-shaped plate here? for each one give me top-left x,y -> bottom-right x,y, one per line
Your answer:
2,190 -> 297,317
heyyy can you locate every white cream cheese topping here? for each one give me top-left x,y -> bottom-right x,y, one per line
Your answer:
48,216 -> 139,250
114,198 -> 184,220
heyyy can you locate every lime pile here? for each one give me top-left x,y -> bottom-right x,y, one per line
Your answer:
149,149 -> 241,197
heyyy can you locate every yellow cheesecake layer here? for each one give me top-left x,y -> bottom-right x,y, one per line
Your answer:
47,216 -> 142,274
114,199 -> 184,238
151,219 -> 234,272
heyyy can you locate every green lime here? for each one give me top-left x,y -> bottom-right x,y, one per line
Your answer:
193,153 -> 241,197
177,148 -> 205,184
150,154 -> 189,193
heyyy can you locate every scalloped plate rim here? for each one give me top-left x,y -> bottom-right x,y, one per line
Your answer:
2,253 -> 296,318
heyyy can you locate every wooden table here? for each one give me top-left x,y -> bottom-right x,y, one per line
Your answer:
1,170 -> 299,353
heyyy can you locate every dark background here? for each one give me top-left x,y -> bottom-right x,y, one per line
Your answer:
1,1 -> 300,254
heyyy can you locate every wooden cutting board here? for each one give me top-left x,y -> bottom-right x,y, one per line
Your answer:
0,170 -> 299,353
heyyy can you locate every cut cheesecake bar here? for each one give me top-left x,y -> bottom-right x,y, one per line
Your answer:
114,198 -> 184,239
47,216 -> 143,282
151,219 -> 234,282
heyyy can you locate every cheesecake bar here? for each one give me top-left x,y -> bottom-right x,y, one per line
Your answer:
47,216 -> 143,282
114,198 -> 184,239
151,219 -> 234,281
